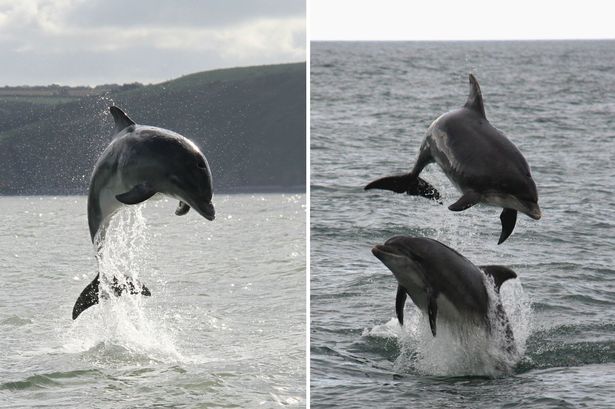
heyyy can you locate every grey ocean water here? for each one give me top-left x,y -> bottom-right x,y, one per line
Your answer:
311,41 -> 615,407
0,194 -> 305,407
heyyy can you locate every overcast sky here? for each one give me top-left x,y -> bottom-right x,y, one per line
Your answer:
311,0 -> 615,41
0,0 -> 305,86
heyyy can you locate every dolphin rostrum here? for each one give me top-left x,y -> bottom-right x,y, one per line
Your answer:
72,106 -> 215,319
365,74 -> 541,244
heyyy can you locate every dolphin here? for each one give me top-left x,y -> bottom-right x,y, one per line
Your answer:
72,106 -> 215,320
365,74 -> 541,244
372,236 -> 517,350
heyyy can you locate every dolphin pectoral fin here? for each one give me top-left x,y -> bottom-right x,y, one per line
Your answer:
480,265 -> 517,292
498,208 -> 517,245
175,201 -> 191,216
73,274 -> 100,320
396,285 -> 408,326
428,293 -> 438,337
115,183 -> 156,205
365,173 -> 440,201
448,191 -> 480,211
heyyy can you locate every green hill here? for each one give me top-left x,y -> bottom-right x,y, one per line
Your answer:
0,62 -> 306,194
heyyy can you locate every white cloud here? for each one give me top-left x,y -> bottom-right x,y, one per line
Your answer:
0,0 -> 305,85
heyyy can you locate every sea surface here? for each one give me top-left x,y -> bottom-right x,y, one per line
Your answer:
311,41 -> 615,408
0,194 -> 306,408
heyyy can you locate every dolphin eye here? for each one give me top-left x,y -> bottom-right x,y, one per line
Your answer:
197,159 -> 206,169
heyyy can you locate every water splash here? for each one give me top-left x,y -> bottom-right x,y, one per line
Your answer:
365,274 -> 532,377
63,205 -> 185,365
498,275 -> 533,356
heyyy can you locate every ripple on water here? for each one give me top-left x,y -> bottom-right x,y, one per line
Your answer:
0,315 -> 33,327
0,369 -> 102,391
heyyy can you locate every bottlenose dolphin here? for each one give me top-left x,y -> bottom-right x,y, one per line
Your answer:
365,74 -> 541,244
72,106 -> 215,320
372,236 -> 516,350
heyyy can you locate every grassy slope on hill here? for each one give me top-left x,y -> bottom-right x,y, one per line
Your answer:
0,62 -> 306,194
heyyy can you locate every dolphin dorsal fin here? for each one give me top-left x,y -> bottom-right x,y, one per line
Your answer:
464,74 -> 486,118
481,265 -> 517,292
109,106 -> 136,132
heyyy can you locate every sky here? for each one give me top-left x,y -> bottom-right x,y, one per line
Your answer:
311,0 -> 615,41
0,0 -> 305,86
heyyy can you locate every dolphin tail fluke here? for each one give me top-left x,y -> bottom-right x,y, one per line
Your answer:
110,275 -> 152,297
72,274 -> 152,320
73,273 -> 100,320
498,208 -> 517,244
365,173 -> 440,201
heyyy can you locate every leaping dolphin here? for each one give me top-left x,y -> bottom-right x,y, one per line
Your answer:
72,106 -> 215,320
372,236 -> 517,351
365,74 -> 541,244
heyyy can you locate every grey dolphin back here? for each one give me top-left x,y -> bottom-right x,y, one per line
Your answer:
109,106 -> 136,132
464,73 -> 486,118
